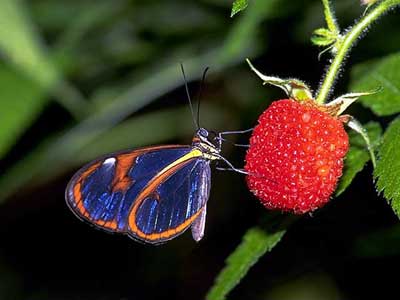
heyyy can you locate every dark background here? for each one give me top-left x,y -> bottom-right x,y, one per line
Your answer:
0,0 -> 400,299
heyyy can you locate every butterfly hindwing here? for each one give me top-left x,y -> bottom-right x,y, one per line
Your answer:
127,158 -> 211,244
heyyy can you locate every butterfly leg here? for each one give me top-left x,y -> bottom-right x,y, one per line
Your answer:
215,128 -> 253,150
214,155 -> 249,175
214,136 -> 250,148
218,128 -> 254,135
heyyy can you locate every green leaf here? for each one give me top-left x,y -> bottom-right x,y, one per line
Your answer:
374,117 -> 400,218
350,52 -> 400,116
231,0 -> 248,17
311,28 -> 336,46
336,122 -> 382,196
0,0 -> 85,159
0,65 -> 45,158
206,217 -> 288,300
0,0 -> 55,159
0,0 -> 58,88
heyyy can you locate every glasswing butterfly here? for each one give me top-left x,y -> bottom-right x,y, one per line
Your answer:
65,66 -> 248,245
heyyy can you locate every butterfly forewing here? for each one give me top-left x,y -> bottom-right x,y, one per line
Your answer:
65,145 -> 211,244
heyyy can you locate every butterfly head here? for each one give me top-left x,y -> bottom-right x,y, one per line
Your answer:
192,127 -> 221,160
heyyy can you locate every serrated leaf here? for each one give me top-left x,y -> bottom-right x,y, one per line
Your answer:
350,52 -> 400,116
206,218 -> 287,300
374,117 -> 400,218
336,122 -> 382,196
231,0 -> 248,17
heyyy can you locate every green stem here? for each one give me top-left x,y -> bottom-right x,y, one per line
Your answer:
322,0 -> 339,34
316,0 -> 400,104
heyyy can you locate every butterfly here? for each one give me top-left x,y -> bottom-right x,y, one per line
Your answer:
65,67 -> 248,245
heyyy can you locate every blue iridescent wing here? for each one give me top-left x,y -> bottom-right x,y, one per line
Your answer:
65,145 -> 193,233
127,158 -> 211,244
66,145 -> 212,244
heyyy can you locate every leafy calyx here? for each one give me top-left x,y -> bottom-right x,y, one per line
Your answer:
246,59 -> 313,101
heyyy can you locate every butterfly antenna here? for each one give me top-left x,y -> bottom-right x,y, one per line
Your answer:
180,63 -> 198,129
196,67 -> 210,129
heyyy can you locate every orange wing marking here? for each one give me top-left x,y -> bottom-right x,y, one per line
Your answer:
110,145 -> 185,193
72,145 -> 185,231
111,153 -> 138,193
73,162 -> 101,218
73,161 -> 120,229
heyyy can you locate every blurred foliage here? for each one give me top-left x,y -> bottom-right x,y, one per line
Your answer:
0,66 -> 44,158
0,0 -> 399,299
350,52 -> 400,116
353,224 -> 400,257
262,272 -> 341,300
0,0 -> 56,158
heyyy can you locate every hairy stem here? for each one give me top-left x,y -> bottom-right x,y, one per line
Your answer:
316,0 -> 400,104
322,0 -> 340,34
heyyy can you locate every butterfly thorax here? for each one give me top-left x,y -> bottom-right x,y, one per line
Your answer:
192,128 -> 221,161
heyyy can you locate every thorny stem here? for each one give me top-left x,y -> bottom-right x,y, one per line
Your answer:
316,0 -> 400,105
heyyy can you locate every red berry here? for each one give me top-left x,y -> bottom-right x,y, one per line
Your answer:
245,99 -> 349,214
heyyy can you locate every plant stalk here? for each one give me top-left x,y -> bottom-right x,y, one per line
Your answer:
316,0 -> 400,104
322,0 -> 340,34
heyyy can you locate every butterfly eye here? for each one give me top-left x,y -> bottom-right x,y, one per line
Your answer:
198,128 -> 209,138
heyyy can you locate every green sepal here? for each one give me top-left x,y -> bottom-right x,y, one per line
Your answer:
246,59 -> 313,101
311,28 -> 337,46
326,88 -> 381,116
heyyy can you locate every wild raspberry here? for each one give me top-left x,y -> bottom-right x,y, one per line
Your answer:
245,99 -> 349,214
